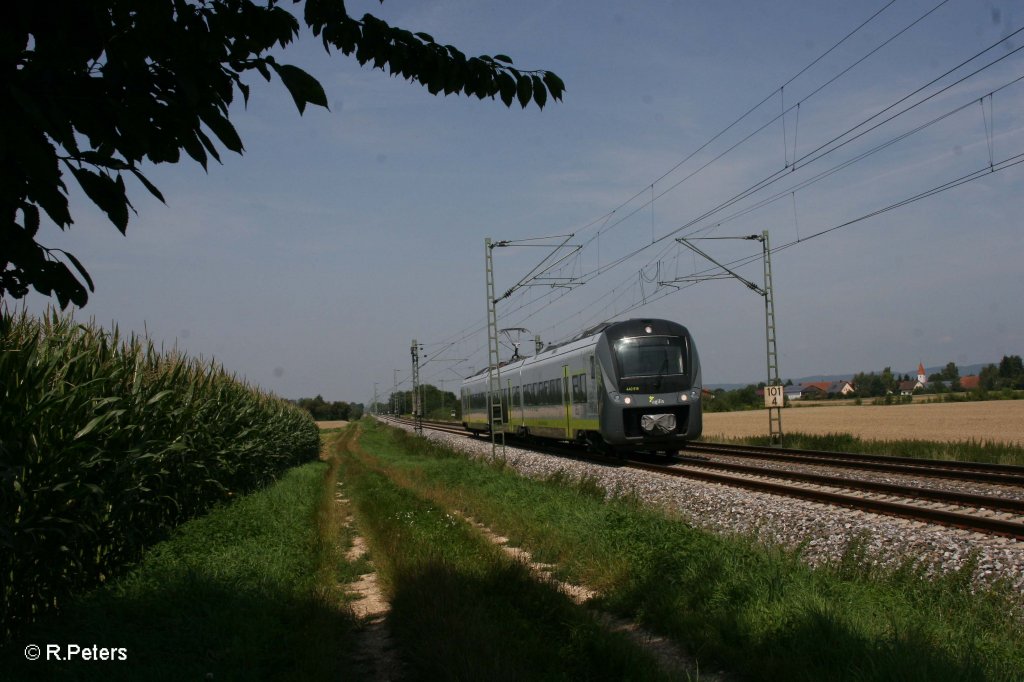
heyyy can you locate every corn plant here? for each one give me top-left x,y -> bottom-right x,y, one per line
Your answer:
1,309 -> 320,641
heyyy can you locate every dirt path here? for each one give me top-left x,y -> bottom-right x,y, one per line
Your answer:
336,484 -> 403,681
457,511 -> 732,682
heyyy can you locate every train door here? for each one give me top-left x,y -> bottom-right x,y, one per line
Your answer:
587,354 -> 598,416
503,380 -> 511,425
562,364 -> 571,439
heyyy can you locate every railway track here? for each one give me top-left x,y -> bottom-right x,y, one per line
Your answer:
379,416 -> 1024,540
687,441 -> 1024,486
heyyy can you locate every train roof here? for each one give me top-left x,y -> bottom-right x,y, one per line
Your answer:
462,327 -> 607,380
462,318 -> 689,381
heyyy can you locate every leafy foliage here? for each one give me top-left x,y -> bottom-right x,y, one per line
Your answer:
0,1 -> 565,307
385,383 -> 459,418
295,394 -> 363,421
704,384 -> 762,412
980,354 -> 1024,390
851,366 -> 898,398
0,309 -> 320,641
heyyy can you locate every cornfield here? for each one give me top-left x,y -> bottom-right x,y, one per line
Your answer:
0,309 -> 320,641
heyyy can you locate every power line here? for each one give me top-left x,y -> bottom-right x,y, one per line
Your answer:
406,4 -> 1024,386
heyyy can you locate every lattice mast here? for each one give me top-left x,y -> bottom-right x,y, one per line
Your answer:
484,239 -> 505,457
411,339 -> 422,435
760,230 -> 783,443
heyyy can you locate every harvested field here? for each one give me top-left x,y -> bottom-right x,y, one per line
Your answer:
702,401 -> 1024,445
317,420 -> 349,430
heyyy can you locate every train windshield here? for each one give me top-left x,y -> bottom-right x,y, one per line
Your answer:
614,336 -> 686,377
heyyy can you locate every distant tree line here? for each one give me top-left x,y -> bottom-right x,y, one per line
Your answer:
294,395 -> 363,421
978,355 -> 1024,390
373,384 -> 460,420
850,367 -> 902,398
704,384 -> 762,412
705,354 -> 1024,411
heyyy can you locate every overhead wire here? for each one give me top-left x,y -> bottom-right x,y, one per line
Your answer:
402,2 -> 1024,392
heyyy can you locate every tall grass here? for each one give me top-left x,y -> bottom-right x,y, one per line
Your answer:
735,431 -> 1024,465
337,428 -> 674,680
355,420 -> 1024,681
1,309 -> 320,641
0,460 -> 357,681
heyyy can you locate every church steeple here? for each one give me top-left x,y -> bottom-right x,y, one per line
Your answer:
917,362 -> 927,384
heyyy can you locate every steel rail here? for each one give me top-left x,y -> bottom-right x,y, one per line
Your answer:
665,457 -> 1024,514
382,416 -> 1024,539
689,442 -> 1024,486
625,460 -> 1024,540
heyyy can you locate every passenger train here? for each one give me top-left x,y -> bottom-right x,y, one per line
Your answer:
461,319 -> 702,456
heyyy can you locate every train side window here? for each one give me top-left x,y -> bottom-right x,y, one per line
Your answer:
589,355 -> 595,380
573,375 -> 586,402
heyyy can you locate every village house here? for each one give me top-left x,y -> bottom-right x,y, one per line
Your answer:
789,380 -> 856,399
960,375 -> 980,390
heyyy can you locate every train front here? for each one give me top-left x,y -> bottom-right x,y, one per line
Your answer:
596,319 -> 702,451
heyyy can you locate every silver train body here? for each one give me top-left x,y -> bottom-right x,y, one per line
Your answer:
461,319 -> 702,454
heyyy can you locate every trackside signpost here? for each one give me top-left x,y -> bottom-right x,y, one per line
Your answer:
764,385 -> 784,408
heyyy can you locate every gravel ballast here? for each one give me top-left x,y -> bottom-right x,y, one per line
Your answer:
387,421 -> 1024,599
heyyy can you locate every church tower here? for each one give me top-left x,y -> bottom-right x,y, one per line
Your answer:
917,362 -> 927,384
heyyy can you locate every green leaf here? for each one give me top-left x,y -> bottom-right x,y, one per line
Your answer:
147,390 -> 175,405
67,165 -> 130,234
516,74 -> 532,109
201,112 -> 244,154
130,168 -> 166,204
61,251 -> 95,292
532,75 -> 547,109
271,63 -> 329,114
493,54 -> 513,64
21,203 -> 40,237
74,413 -> 107,440
497,72 -> 516,107
543,71 -> 566,101
182,131 -> 208,169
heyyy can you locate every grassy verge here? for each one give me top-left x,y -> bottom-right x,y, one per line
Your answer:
353,419 -> 1024,681
727,431 -> 1024,466
335,425 -> 675,681
0,455 -> 357,681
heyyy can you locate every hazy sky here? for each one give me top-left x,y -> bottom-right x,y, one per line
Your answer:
11,0 -> 1024,402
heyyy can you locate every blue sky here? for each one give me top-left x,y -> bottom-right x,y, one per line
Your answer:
12,0 -> 1024,403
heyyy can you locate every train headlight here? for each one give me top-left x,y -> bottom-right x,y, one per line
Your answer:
679,393 -> 688,402
624,396 -> 632,405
